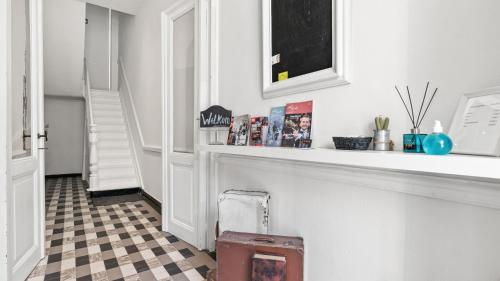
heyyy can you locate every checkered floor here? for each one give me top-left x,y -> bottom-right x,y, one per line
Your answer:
27,176 -> 215,281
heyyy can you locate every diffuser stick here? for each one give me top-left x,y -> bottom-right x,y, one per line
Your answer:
417,87 -> 439,128
406,86 -> 416,127
395,86 -> 415,127
416,82 -> 429,126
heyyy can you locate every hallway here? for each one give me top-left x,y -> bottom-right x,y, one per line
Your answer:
28,176 -> 215,281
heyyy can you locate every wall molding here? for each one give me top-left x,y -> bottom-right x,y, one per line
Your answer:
202,152 -> 500,250
118,58 -> 162,153
215,154 -> 500,210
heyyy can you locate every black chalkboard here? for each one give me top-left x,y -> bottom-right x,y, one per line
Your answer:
271,0 -> 333,82
200,105 -> 232,128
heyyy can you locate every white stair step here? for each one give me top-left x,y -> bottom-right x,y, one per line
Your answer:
94,116 -> 125,125
92,103 -> 122,111
96,124 -> 126,132
98,147 -> 130,155
89,88 -> 140,190
99,167 -> 136,179
98,160 -> 134,169
91,90 -> 119,96
92,95 -> 120,102
98,150 -> 132,160
98,140 -> 130,150
98,132 -> 128,141
93,110 -> 123,118
97,178 -> 139,189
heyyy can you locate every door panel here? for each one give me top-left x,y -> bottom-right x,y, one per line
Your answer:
13,175 -> 36,260
10,158 -> 42,280
170,157 -> 195,228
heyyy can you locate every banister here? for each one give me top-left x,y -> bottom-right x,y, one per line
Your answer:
83,58 -> 95,126
83,58 -> 98,190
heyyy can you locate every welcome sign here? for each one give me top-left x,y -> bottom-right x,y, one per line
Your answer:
200,105 -> 232,128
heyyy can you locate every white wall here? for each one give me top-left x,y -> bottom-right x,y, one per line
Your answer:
78,0 -> 145,15
212,0 -> 500,280
44,96 -> 85,175
111,11 -> 119,91
85,3 -> 110,90
119,0 -> 500,279
44,0 -> 86,97
407,0 -> 500,130
119,0 -> 179,202
214,157 -> 500,281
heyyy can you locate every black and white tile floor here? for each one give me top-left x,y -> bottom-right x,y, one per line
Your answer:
27,176 -> 215,281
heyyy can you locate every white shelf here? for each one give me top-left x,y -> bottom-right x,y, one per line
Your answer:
198,145 -> 500,181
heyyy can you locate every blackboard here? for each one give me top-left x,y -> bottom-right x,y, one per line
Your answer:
200,105 -> 232,128
271,0 -> 333,83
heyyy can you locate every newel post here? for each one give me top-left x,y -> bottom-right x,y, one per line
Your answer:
89,124 -> 98,190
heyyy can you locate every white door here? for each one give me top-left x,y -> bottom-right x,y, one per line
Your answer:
162,1 -> 199,247
8,0 -> 45,280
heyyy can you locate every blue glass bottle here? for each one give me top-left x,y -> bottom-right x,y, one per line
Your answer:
423,121 -> 453,155
403,128 -> 426,153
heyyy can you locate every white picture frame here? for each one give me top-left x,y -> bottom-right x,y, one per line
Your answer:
262,0 -> 351,99
448,87 -> 500,156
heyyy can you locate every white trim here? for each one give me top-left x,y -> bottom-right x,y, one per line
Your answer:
0,0 -> 12,278
161,4 -> 168,235
31,0 -> 46,260
195,0 -> 219,250
262,0 -> 351,99
118,58 -> 162,153
220,155 -> 500,210
208,0 -> 219,105
108,8 -> 112,91
198,145 -> 500,181
143,145 -> 162,153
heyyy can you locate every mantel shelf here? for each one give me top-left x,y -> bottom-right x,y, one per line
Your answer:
198,145 -> 500,182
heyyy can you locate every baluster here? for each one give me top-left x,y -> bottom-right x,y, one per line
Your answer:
89,124 -> 98,190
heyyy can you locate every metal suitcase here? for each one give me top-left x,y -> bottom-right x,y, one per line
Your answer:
216,231 -> 304,281
218,190 -> 270,235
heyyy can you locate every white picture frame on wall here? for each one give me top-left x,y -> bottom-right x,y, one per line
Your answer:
448,87 -> 500,157
262,0 -> 351,99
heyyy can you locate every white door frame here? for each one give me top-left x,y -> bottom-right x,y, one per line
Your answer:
0,0 -> 45,279
161,0 -> 198,244
0,0 -> 13,279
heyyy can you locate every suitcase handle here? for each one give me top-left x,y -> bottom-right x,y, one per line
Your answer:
253,237 -> 275,244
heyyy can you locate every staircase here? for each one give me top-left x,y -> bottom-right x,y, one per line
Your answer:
83,59 -> 140,192
90,90 -> 139,190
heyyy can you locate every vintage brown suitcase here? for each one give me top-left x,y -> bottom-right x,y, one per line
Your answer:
217,231 -> 304,281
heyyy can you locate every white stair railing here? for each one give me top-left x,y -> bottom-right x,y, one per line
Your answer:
83,58 -> 99,189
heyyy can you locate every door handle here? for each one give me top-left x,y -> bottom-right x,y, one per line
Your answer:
38,131 -> 48,142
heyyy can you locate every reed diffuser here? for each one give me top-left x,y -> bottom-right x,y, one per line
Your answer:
395,82 -> 439,153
